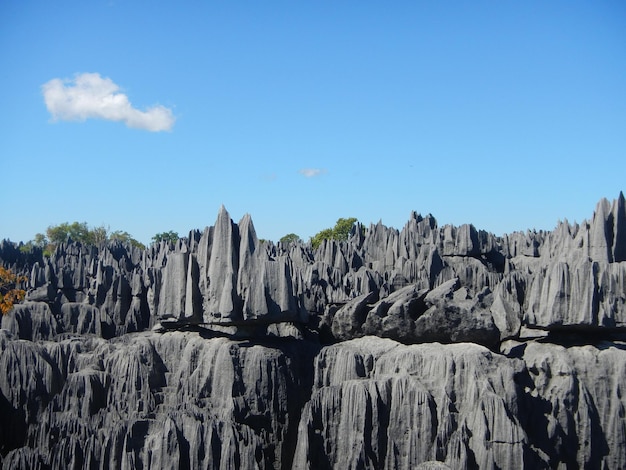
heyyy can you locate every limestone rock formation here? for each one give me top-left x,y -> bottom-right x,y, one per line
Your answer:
330,279 -> 499,347
157,207 -> 308,334
0,302 -> 58,341
523,258 -> 626,329
292,337 -> 534,469
0,329 -> 318,469
1,193 -> 625,469
4,193 -> 625,341
502,339 -> 626,469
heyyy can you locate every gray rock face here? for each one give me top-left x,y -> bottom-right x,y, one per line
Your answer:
2,326 -> 626,469
523,258 -> 626,329
158,207 -> 308,332
4,193 -> 626,341
1,193 -> 626,468
0,302 -> 58,341
292,337 -> 531,469
502,340 -> 626,469
0,330 -> 318,469
331,279 -> 499,347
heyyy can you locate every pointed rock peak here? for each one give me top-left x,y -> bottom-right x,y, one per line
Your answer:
211,205 -> 238,250
217,204 -> 230,220
409,211 -> 423,222
238,213 -> 254,230
213,205 -> 236,234
350,220 -> 364,236
238,213 -> 259,252
423,213 -> 437,228
612,192 -> 626,224
594,197 -> 611,221
589,197 -> 612,262
612,192 -> 626,262
613,192 -> 626,214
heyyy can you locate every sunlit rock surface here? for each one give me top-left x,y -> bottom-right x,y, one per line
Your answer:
292,337 -> 532,469
0,330 -> 318,469
1,193 -> 625,469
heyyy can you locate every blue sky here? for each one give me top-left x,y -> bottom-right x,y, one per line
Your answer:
1,1 -> 625,245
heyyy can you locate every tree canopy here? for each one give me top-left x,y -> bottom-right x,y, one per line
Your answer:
279,233 -> 302,245
47,222 -> 94,244
310,217 -> 358,249
152,231 -> 179,245
110,231 -> 145,248
21,222 -> 145,255
17,218 -> 364,254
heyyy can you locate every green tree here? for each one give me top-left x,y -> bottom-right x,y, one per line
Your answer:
310,218 -> 358,249
40,222 -> 143,252
332,217 -> 358,241
33,233 -> 48,247
279,233 -> 302,245
110,230 -> 145,249
47,221 -> 93,244
152,231 -> 179,245
91,225 -> 109,244
46,222 -> 70,244
310,228 -> 333,249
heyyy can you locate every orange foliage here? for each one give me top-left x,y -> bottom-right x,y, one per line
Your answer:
0,267 -> 27,315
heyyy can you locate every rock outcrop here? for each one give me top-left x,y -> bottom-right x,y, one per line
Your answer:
0,330 -> 319,469
292,337 -> 532,469
502,339 -> 626,469
1,193 -> 625,469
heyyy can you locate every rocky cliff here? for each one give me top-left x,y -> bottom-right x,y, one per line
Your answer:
1,193 -> 625,469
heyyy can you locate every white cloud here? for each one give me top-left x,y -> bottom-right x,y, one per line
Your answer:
299,168 -> 327,178
42,73 -> 175,132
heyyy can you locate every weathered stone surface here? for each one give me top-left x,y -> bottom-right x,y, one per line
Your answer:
292,337 -> 534,469
0,302 -> 58,341
524,259 -> 626,329
156,208 -> 308,332
0,330 -> 318,470
490,271 -> 526,340
502,339 -> 626,469
330,279 -> 499,347
59,302 -> 101,335
415,463 -> 452,470
330,291 -> 378,341
413,284 -> 499,346
157,252 -> 189,319
0,331 -> 64,454
1,194 -> 626,469
4,194 -> 626,339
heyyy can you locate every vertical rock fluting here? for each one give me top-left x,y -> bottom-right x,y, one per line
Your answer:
157,207 -> 307,331
205,206 -> 241,322
292,337 -> 534,469
2,328 -> 626,469
1,194 -> 626,469
0,330 -> 319,470
502,340 -> 626,469
3,194 -> 626,341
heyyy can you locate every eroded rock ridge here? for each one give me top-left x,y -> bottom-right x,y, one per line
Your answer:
0,193 -> 625,469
